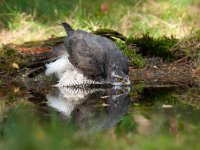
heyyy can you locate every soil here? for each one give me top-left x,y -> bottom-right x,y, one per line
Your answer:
0,37 -> 199,87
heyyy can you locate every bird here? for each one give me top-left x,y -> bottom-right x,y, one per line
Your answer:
46,86 -> 131,129
29,22 -> 130,87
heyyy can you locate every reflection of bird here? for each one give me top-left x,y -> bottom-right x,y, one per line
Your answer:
30,22 -> 130,86
45,86 -> 131,130
74,88 -> 131,130
46,87 -> 104,117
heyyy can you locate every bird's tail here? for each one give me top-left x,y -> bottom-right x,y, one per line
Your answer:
61,22 -> 73,33
28,43 -> 67,77
29,52 -> 58,68
28,52 -> 58,77
28,66 -> 46,78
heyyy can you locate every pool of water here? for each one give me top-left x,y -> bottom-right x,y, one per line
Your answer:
0,78 -> 200,150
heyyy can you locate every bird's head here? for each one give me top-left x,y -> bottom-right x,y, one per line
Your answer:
109,71 -> 130,86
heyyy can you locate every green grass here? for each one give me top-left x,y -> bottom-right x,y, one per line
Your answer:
0,0 -> 199,67
0,0 -> 200,45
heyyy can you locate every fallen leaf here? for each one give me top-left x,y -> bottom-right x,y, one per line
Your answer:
162,104 -> 173,108
12,63 -> 19,69
14,87 -> 20,93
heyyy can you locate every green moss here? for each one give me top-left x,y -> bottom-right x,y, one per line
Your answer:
2,48 -> 17,57
126,34 -> 179,61
116,33 -> 187,67
19,36 -> 65,48
93,29 -> 126,41
117,41 -> 145,68
196,30 -> 200,40
0,45 -> 31,74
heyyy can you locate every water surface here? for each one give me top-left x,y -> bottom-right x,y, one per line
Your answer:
0,78 -> 200,150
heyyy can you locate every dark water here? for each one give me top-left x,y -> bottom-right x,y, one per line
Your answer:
0,78 -> 200,150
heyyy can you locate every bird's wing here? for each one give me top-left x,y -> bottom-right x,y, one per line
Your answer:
30,43 -> 67,68
28,44 -> 67,77
64,30 -> 114,79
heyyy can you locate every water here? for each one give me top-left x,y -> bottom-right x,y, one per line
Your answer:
0,78 -> 200,150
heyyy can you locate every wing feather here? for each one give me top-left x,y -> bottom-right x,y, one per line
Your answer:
64,30 -> 108,79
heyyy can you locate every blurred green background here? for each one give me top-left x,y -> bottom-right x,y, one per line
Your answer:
0,0 -> 200,45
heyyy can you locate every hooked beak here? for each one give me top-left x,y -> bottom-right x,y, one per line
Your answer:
123,77 -> 131,86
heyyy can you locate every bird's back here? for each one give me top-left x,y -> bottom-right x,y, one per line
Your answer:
64,29 -> 128,80
29,23 -> 129,85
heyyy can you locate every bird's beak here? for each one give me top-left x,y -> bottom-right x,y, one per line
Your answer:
123,78 -> 131,86
125,80 -> 131,85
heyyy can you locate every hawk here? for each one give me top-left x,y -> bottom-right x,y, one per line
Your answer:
29,23 -> 130,87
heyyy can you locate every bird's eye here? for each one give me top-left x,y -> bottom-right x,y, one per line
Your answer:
117,78 -> 123,82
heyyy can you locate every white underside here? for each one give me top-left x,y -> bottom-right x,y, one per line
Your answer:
46,91 -> 85,117
45,54 -> 69,78
46,87 -> 102,117
45,54 -> 99,87
44,54 -> 130,87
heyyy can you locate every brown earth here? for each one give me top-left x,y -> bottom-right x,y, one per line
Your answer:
0,37 -> 199,87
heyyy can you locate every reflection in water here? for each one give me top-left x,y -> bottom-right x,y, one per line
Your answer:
46,86 -> 131,130
2,82 -> 200,149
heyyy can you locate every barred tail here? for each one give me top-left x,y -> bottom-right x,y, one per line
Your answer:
28,66 -> 46,78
